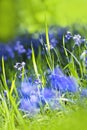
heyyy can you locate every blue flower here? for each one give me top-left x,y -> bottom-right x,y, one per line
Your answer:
5,45 -> 14,59
41,87 -> 61,110
57,27 -> 67,40
73,34 -> 85,46
31,38 -> 41,53
49,67 -> 78,93
0,44 -> 14,60
26,49 -> 32,59
39,32 -> 58,49
19,79 -> 41,114
14,41 -> 26,54
49,33 -> 58,48
65,31 -> 72,40
52,66 -> 64,76
19,98 -> 40,114
43,88 -> 55,100
20,80 -> 38,98
66,77 -> 78,92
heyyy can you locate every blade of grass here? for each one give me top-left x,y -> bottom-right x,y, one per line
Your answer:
31,46 -> 39,78
1,57 -> 8,89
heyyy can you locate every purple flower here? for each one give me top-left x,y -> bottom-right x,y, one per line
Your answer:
73,34 -> 85,46
5,45 -> 14,58
50,75 -> 78,93
19,98 -> 40,114
20,79 -> 39,98
43,88 -> 55,100
14,41 -> 26,54
39,32 -> 58,49
65,31 -> 72,40
49,67 -> 78,93
49,33 -> 58,48
66,77 -> 78,92
52,67 -> 64,76
0,44 -> 14,60
26,49 -> 32,59
57,28 -> 67,40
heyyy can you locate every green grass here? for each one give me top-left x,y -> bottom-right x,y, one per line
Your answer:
0,40 -> 87,130
0,16 -> 87,129
0,94 -> 87,130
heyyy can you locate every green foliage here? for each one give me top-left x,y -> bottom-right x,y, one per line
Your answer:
0,0 -> 18,41
19,0 -> 87,32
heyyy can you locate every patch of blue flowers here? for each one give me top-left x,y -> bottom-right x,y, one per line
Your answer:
18,66 -> 79,115
0,27 -> 86,83
0,27 -> 87,116
0,27 -> 86,62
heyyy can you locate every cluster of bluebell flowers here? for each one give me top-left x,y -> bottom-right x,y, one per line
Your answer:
0,27 -> 70,61
18,66 -> 79,115
65,31 -> 86,46
0,27 -> 87,115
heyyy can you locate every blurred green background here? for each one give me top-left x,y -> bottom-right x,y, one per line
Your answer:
0,0 -> 87,41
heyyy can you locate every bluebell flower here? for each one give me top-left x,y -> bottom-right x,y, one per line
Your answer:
14,41 -> 26,54
73,34 -> 85,46
57,27 -> 67,40
49,67 -> 78,93
65,31 -> 72,40
20,98 -> 31,111
0,44 -> 14,60
5,45 -> 14,59
31,38 -> 41,53
52,66 -> 64,76
20,81 -> 31,97
41,87 -> 61,110
19,79 -> 42,113
43,88 -> 55,100
26,49 -> 32,59
20,78 -> 42,98
21,81 -> 35,97
14,62 -> 25,71
19,98 -> 40,114
28,77 -> 32,83
34,78 -> 42,86
39,32 -> 58,49
50,75 -> 67,92
49,33 -> 58,48
66,77 -> 78,92
50,75 -> 78,93
30,94 -> 39,103
30,93 -> 40,108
